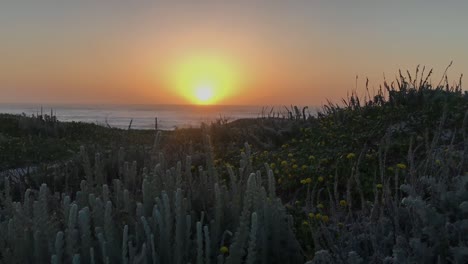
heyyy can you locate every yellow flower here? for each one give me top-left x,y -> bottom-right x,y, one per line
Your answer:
301,178 -> 312,185
318,176 -> 324,182
315,213 -> 322,220
308,213 -> 315,219
270,163 -> 276,169
292,164 -> 298,169
396,163 -> 407,170
282,144 -> 288,148
339,200 -> 347,207
288,153 -> 294,158
376,183 -> 383,189
220,246 -> 229,254
301,165 -> 308,170
277,178 -> 282,184
435,159 -> 441,166
346,153 -> 356,159
387,166 -> 394,172
317,203 -> 324,209
321,215 -> 329,223
281,160 -> 288,166
302,221 -> 309,226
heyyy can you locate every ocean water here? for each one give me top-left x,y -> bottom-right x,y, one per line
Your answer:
0,104 -> 287,130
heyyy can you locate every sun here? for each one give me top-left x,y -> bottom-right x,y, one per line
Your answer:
166,53 -> 242,105
195,85 -> 214,103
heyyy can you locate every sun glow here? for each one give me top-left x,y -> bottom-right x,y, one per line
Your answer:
166,53 -> 242,105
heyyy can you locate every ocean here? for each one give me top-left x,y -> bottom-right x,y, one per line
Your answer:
0,104 -> 303,130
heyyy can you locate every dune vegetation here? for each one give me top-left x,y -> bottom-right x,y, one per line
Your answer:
1,69 -> 468,263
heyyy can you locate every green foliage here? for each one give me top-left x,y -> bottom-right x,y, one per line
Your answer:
0,113 -> 156,170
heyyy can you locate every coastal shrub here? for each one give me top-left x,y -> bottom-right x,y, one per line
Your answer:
0,135 -> 303,264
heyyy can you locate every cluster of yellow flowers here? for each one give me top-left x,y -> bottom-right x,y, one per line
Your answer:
307,213 -> 329,223
346,153 -> 356,159
300,178 -> 312,185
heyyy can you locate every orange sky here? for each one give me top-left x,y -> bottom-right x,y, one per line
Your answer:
1,1 -> 467,106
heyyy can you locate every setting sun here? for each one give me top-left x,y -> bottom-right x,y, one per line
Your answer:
194,85 -> 214,104
166,53 -> 242,105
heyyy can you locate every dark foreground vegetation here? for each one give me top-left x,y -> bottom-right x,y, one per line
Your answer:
1,68 -> 468,263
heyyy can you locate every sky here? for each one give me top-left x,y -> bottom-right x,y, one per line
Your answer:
1,0 -> 467,106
